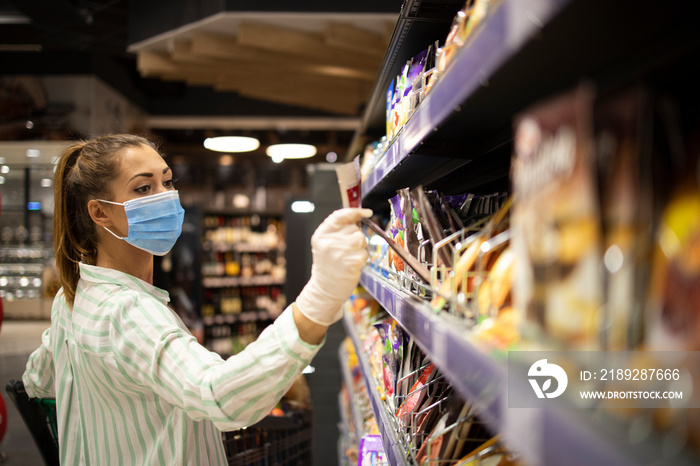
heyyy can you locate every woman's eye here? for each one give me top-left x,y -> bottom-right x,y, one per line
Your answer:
164,179 -> 176,188
135,185 -> 151,194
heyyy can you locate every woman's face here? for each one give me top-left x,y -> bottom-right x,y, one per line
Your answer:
103,143 -> 175,236
110,143 -> 175,203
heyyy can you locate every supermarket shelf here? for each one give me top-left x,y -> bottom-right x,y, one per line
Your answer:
202,276 -> 284,288
359,0 -> 697,206
360,0 -> 571,202
343,312 -> 412,466
360,268 -> 501,422
349,0 -> 466,158
358,267 -> 698,466
202,310 -> 271,326
204,243 -> 282,253
338,345 -> 363,447
338,391 -> 354,466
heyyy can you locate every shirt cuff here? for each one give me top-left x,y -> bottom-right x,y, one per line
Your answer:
273,304 -> 325,362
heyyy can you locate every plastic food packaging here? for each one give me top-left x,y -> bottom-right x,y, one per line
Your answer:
358,435 -> 387,465
511,84 -> 603,349
594,86 -> 650,350
335,156 -> 362,208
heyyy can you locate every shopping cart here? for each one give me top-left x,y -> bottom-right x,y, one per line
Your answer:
222,409 -> 313,466
6,379 -> 313,466
4,380 -> 59,466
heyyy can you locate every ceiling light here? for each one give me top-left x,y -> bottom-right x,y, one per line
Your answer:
266,144 -> 317,160
26,149 -> 40,157
291,201 -> 315,213
1,166 -> 9,174
233,194 -> 250,209
271,154 -> 284,164
203,136 -> 260,153
41,178 -> 52,187
219,155 -> 234,166
325,151 -> 338,163
0,176 -> 5,185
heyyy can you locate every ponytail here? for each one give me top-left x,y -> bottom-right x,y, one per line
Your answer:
53,134 -> 154,306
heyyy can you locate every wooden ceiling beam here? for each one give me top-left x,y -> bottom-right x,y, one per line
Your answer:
323,22 -> 386,58
237,21 -> 382,72
138,49 -> 371,90
190,32 -> 377,81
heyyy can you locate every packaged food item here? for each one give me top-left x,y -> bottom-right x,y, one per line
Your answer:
458,0 -> 491,44
373,319 -> 405,409
386,79 -> 395,141
477,246 -> 514,319
405,47 -> 431,122
395,363 -> 435,422
436,9 -> 465,74
594,86 -> 650,350
335,156 -> 362,208
646,102 -> 700,351
358,435 -> 388,466
398,188 -> 420,272
511,84 -> 603,349
388,194 -> 406,273
411,187 -> 455,268
430,197 -> 510,312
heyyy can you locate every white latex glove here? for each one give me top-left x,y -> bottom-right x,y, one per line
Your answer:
295,208 -> 373,326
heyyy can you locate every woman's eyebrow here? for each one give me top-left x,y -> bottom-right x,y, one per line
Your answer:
129,172 -> 152,182
128,167 -> 171,182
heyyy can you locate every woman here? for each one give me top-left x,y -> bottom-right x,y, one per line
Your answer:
22,134 -> 371,465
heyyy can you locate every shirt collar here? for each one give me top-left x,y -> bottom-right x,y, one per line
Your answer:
79,263 -> 170,305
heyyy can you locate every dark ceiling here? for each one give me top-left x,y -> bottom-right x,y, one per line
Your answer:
0,0 -> 402,167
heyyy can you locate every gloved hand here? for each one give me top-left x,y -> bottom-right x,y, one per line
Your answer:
295,208 -> 373,326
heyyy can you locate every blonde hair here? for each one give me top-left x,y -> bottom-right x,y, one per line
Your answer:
53,134 -> 157,305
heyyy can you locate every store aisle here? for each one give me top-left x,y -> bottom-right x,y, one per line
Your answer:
0,320 -> 49,465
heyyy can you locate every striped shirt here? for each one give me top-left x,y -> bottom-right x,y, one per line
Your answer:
23,262 -> 322,465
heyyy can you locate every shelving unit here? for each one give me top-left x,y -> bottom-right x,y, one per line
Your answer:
0,245 -> 53,319
343,312 -> 409,466
338,344 -> 364,449
200,212 -> 286,355
343,0 -> 700,465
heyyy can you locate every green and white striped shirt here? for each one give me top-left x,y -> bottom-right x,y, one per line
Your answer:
23,263 -> 322,465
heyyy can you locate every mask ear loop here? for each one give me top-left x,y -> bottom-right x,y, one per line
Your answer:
102,226 -> 127,241
94,199 -> 127,240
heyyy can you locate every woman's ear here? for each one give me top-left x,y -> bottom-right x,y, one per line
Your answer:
87,199 -> 113,227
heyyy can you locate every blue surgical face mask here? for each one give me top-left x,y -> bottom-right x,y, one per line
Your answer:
96,190 -> 185,256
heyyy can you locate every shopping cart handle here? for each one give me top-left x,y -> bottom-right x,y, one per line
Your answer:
5,379 -> 59,466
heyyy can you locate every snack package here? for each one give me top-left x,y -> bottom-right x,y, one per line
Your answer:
358,435 -> 387,466
458,0 -> 490,44
388,194 -> 406,273
386,80 -> 395,141
594,87 -> 650,350
398,188 -> 420,274
395,363 -> 435,422
373,319 -> 405,408
411,187 -> 454,268
336,156 -> 361,208
406,47 -> 431,120
511,85 -> 604,349
436,8 -> 465,74
646,99 -> 700,351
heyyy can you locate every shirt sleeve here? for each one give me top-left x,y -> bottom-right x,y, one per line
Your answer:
22,324 -> 56,399
109,295 -> 323,431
